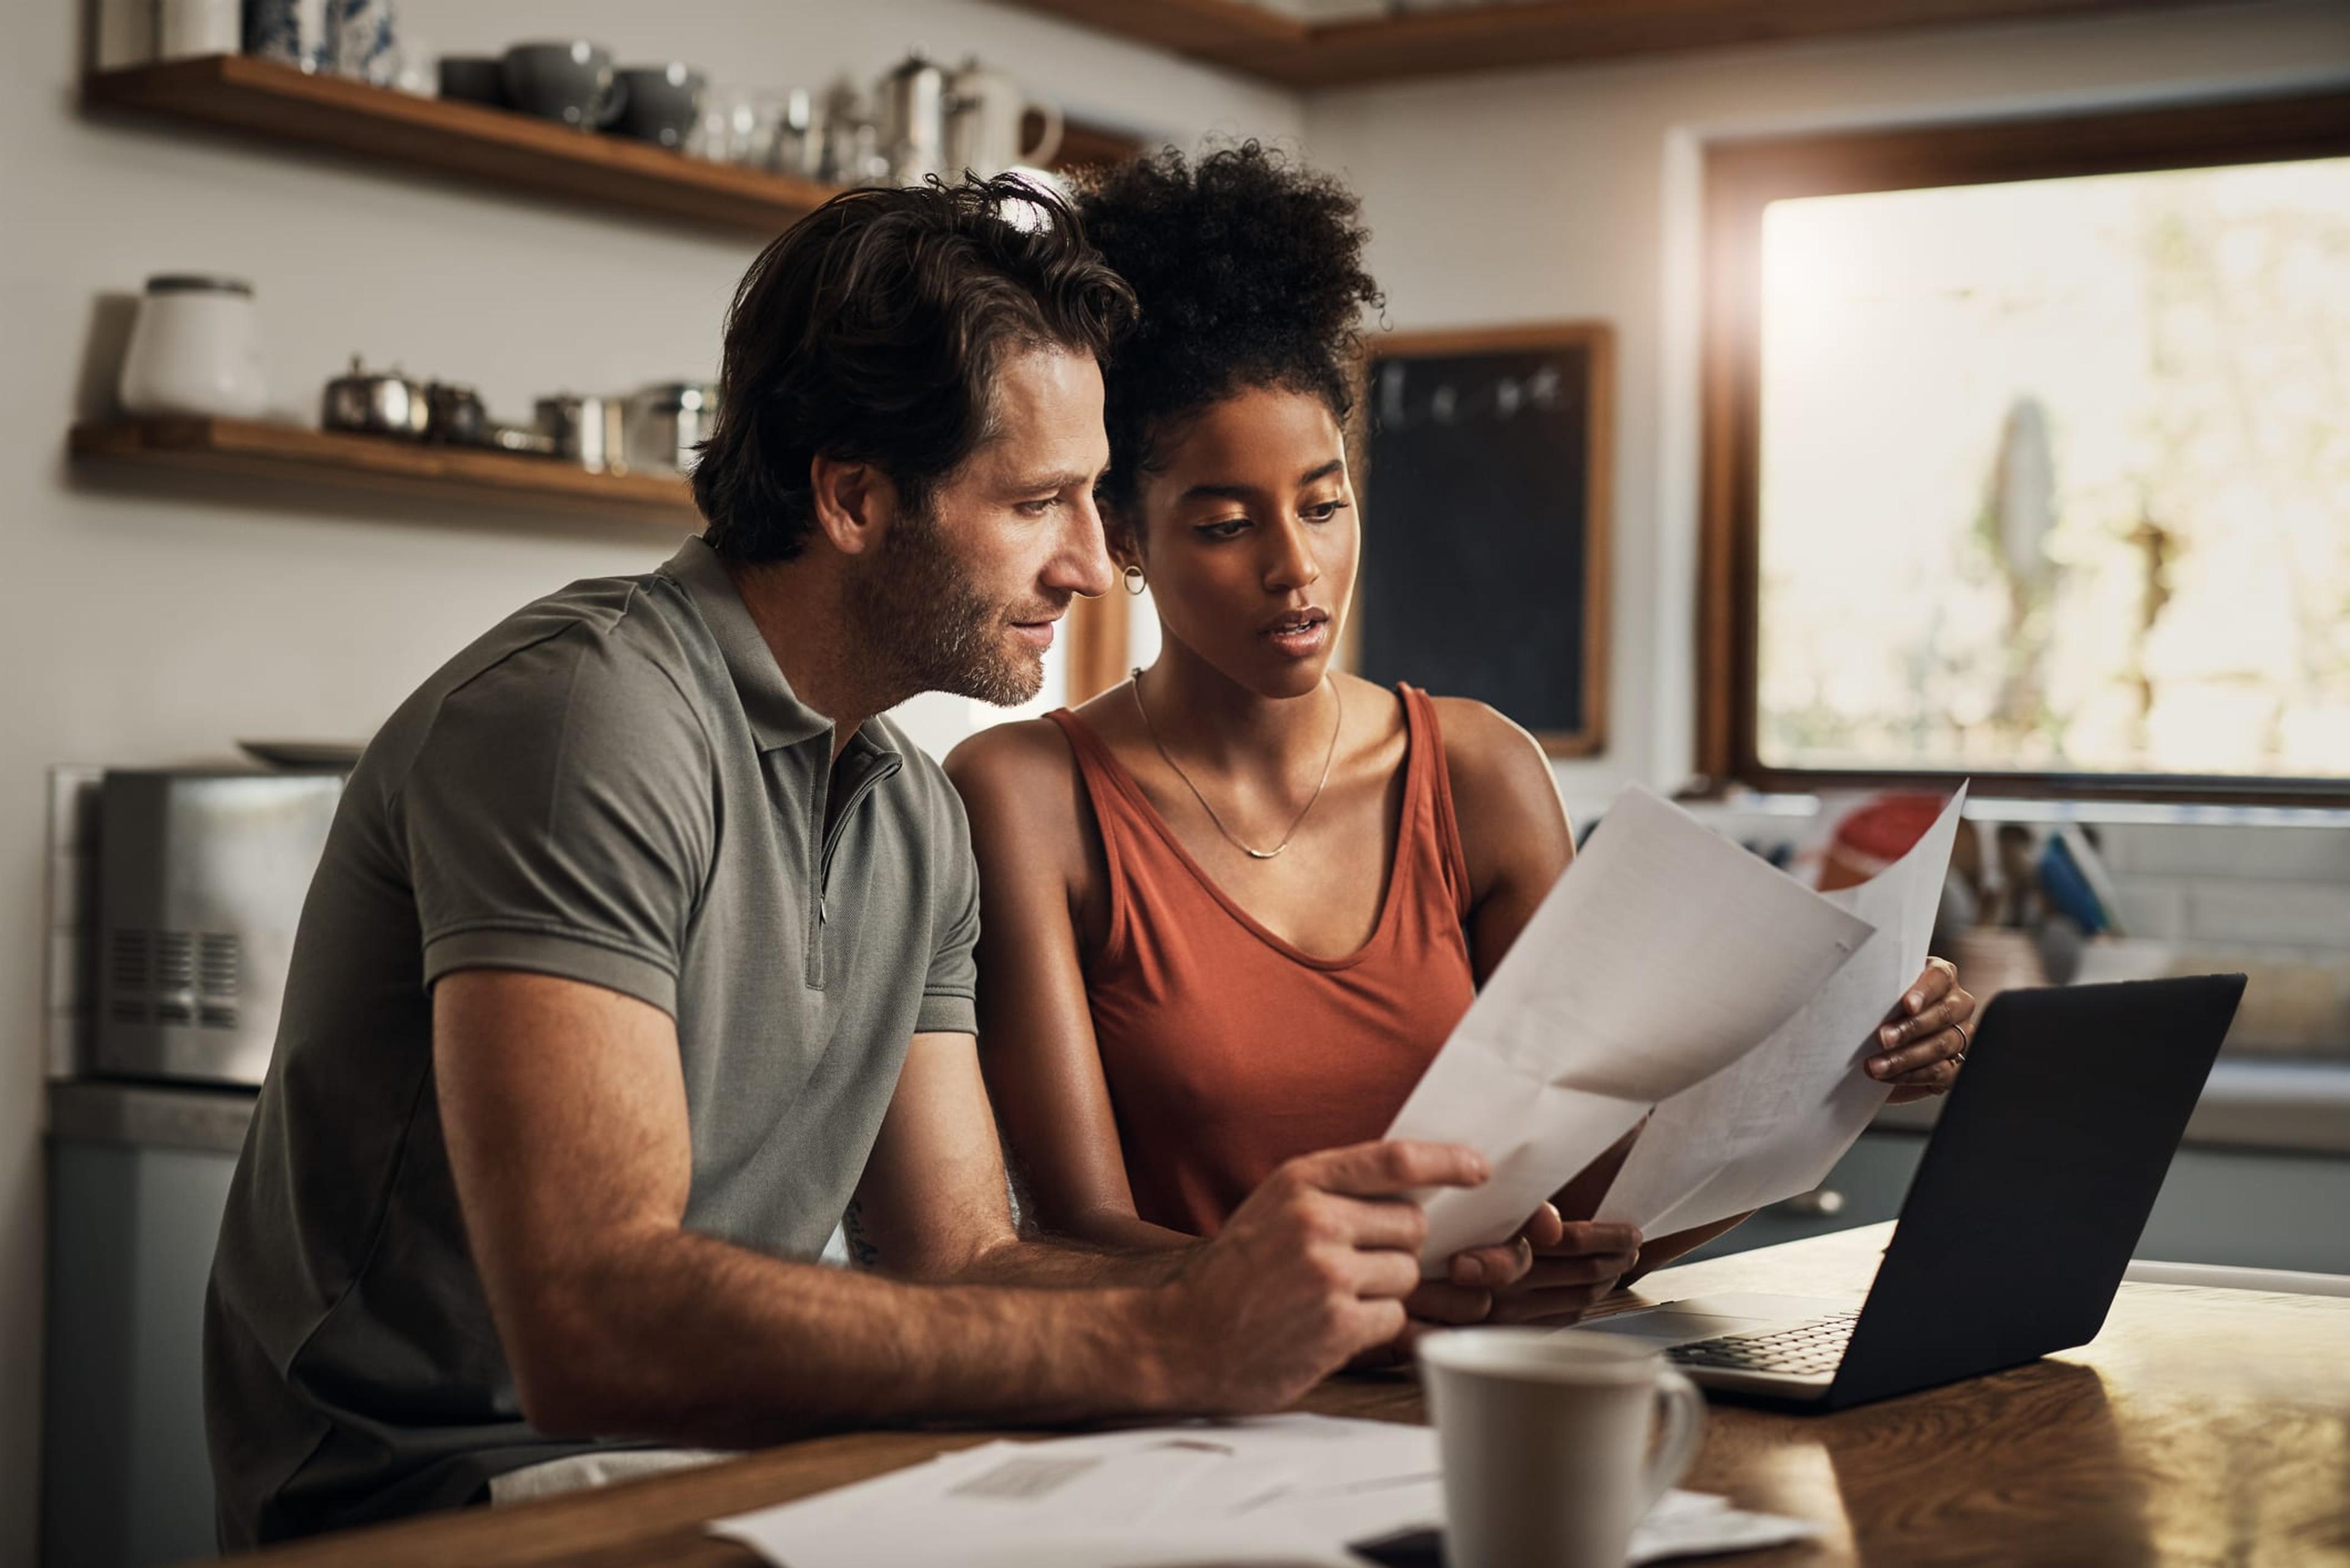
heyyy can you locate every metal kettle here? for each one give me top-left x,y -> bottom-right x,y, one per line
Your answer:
875,50 -> 949,187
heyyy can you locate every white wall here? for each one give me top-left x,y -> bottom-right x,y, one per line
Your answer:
0,4 -> 1297,1559
1300,0 -> 2350,824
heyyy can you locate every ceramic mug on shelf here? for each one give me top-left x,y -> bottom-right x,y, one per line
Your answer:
613,63 -> 706,149
117,274 -> 267,420
945,58 -> 1062,178
501,41 -> 625,131
1419,1328 -> 1706,1568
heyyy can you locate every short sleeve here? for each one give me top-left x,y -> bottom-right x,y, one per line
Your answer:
404,627 -> 714,1017
916,783 -> 980,1036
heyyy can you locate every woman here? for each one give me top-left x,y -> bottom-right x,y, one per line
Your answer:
946,145 -> 1972,1330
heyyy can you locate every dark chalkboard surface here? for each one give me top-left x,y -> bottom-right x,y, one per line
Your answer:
1357,325 -> 1611,755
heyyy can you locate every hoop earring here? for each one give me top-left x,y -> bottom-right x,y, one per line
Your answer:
1122,564 -> 1147,597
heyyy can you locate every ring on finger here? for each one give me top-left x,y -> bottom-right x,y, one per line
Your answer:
1952,1020 -> 1970,1066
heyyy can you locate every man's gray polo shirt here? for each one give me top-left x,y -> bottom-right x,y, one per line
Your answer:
204,537 -> 979,1546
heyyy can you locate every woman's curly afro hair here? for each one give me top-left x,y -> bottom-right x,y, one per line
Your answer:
1074,142 -> 1382,523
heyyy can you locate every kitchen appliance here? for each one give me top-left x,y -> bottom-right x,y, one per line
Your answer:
501,40 -> 625,130
94,769 -> 346,1088
322,355 -> 429,438
876,51 -> 949,186
946,59 -> 1062,178
624,381 -> 718,473
117,274 -> 267,420
536,393 -> 627,472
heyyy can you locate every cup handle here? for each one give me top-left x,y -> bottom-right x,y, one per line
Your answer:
1639,1368 -> 1707,1515
597,75 -> 630,129
1019,100 -> 1064,170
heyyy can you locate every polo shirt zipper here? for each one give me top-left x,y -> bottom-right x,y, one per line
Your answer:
805,753 -> 903,988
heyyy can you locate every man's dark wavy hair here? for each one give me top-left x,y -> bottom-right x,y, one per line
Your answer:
693,177 -> 1138,563
1073,143 -> 1382,521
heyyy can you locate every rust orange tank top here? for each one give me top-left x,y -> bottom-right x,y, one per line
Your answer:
1045,685 -> 1478,1238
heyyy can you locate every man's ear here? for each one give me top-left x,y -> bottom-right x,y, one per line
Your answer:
807,455 -> 904,557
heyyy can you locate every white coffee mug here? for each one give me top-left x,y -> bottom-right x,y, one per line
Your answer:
1419,1328 -> 1706,1568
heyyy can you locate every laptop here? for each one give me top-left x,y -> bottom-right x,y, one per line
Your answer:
1580,974 -> 2246,1411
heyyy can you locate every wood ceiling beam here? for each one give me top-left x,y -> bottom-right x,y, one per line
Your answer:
999,0 -> 2278,87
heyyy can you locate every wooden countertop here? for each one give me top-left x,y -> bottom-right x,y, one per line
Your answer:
211,1223 -> 2350,1567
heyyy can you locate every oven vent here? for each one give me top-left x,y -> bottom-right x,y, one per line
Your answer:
155,931 -> 194,992
110,930 -> 148,993
200,934 -> 240,997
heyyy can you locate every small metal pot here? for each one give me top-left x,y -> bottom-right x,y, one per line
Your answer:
323,356 -> 428,439
424,382 -> 487,446
535,394 -> 628,473
624,382 -> 719,474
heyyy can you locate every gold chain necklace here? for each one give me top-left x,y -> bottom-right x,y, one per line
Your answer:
1128,667 -> 1343,861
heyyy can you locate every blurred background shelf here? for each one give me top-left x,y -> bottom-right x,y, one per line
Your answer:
69,417 -> 698,529
81,53 -> 843,235
81,55 -> 1149,237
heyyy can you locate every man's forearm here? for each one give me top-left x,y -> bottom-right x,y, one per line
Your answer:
947,1233 -> 1193,1289
521,1225 -> 1191,1448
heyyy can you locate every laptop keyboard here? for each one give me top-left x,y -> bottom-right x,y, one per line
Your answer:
1666,1311 -> 1860,1377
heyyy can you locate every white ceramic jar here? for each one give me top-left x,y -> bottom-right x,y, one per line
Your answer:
155,0 -> 242,61
118,275 -> 268,419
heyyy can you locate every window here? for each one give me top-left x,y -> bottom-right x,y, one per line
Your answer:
1698,91 -> 2350,804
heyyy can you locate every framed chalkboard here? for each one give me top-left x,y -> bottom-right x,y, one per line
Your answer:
1356,323 -> 1612,756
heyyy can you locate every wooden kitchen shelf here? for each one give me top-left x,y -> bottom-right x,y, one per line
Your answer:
70,417 -> 698,530
1002,0 -> 2262,86
81,55 -> 1151,236
82,54 -> 841,236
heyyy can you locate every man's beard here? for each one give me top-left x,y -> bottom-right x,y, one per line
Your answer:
847,508 -> 1056,708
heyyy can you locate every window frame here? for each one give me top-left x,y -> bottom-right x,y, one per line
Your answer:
1695,88 -> 2350,807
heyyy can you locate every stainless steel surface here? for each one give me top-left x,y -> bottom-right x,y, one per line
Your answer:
322,354 -> 429,439
94,769 -> 343,1088
535,393 -> 628,472
48,1078 -> 256,1155
424,381 -> 487,446
876,51 -> 949,186
623,381 -> 718,474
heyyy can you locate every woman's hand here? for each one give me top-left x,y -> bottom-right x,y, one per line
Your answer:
1484,1202 -> 1642,1325
1868,957 -> 1976,1103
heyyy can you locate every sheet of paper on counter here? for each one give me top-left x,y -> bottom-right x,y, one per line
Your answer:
707,1416 -> 1430,1568
1595,786 -> 1967,1236
1384,785 -> 1876,1267
706,1414 -> 1819,1568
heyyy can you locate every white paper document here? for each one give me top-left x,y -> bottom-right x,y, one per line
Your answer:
1384,785 -> 1876,1267
708,1416 -> 1433,1568
707,1414 -> 1819,1567
1596,786 -> 1968,1236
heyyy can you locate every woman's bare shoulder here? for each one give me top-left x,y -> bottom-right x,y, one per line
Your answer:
1422,694 -> 1570,833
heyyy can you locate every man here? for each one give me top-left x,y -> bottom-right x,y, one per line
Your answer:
205,177 -> 1530,1547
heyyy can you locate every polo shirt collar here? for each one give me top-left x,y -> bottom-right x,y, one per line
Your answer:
661,537 -> 833,752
